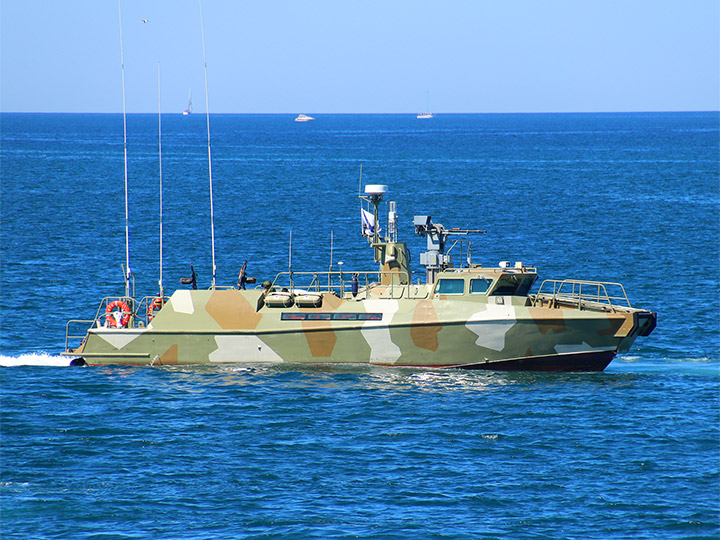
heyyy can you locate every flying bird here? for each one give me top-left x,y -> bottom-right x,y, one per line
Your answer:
141,19 -> 149,23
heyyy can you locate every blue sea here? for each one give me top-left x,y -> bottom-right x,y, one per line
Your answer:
1,112 -> 718,539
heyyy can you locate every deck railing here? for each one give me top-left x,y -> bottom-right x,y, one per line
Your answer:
532,279 -> 632,311
269,270 -> 429,300
64,295 -> 169,351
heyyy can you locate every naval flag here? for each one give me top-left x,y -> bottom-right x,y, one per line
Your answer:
361,208 -> 380,237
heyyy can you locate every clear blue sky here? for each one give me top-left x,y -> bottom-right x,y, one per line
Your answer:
1,0 -> 718,113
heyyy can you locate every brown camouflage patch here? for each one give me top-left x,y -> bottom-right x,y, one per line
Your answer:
597,316 -> 625,336
205,290 -> 262,330
411,300 -> 441,351
321,292 -> 345,310
159,344 -> 179,365
529,308 -> 566,335
612,313 -> 636,338
302,320 -> 338,357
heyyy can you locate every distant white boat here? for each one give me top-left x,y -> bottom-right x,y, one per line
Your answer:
182,89 -> 192,116
295,114 -> 314,122
417,91 -> 433,119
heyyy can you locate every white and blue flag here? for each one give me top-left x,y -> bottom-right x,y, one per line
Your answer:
361,208 -> 380,237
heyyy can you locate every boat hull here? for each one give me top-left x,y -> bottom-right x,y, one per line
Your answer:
64,289 -> 652,371
70,350 -> 614,372
450,350 -> 615,372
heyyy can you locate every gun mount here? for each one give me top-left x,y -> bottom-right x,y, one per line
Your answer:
414,215 -> 487,284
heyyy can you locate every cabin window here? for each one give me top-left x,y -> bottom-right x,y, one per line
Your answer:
470,278 -> 492,294
435,279 -> 465,295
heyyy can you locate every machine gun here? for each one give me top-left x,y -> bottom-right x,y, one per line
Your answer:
414,215 -> 486,284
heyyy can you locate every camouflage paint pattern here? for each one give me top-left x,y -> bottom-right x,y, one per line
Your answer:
64,265 -> 656,371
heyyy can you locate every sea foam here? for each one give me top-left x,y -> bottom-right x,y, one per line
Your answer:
0,353 -> 74,367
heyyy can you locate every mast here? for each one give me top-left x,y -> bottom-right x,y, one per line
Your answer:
199,0 -> 216,289
157,62 -> 164,297
360,184 -> 387,259
288,230 -> 293,292
117,0 -> 131,299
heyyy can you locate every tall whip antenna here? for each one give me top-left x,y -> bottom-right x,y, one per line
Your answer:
199,0 -> 217,289
118,0 -> 131,299
157,62 -> 164,298
289,230 -> 293,292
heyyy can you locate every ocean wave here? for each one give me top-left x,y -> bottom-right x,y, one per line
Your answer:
0,353 -> 74,367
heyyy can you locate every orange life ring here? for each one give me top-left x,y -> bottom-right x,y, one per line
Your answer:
147,297 -> 164,321
106,300 -> 131,328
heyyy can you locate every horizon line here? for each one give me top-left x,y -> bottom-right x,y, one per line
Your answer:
2,109 -> 718,115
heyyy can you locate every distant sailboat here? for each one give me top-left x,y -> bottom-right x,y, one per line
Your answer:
417,91 -> 433,119
182,89 -> 192,115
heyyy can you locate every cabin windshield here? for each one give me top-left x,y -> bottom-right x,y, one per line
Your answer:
489,275 -> 536,296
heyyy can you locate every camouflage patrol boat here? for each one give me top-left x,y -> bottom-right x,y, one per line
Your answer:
63,184 -> 655,371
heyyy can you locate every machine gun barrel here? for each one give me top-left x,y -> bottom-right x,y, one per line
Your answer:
448,228 -> 487,234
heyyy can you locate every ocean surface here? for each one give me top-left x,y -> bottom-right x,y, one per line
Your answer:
1,112 -> 718,538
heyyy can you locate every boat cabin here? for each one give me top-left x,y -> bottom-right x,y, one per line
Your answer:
432,265 -> 538,300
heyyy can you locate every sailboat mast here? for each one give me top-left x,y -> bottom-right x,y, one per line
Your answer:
157,62 -> 164,298
199,0 -> 217,289
117,0 -> 131,299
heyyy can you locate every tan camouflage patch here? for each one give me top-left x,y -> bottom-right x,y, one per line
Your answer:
413,299 -> 439,323
612,313 -> 636,338
411,300 -> 441,351
322,292 -> 345,310
529,308 -> 566,335
371,285 -> 388,296
159,344 -> 179,365
302,320 -> 337,357
205,290 -> 262,330
597,316 -> 625,336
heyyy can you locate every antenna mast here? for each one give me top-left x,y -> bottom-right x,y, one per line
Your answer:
199,0 -> 216,289
117,0 -> 131,299
157,62 -> 164,298
289,230 -> 293,292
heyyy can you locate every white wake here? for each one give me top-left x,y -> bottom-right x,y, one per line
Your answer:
0,353 -> 74,367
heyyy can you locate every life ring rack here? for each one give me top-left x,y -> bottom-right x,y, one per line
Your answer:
105,300 -> 131,328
